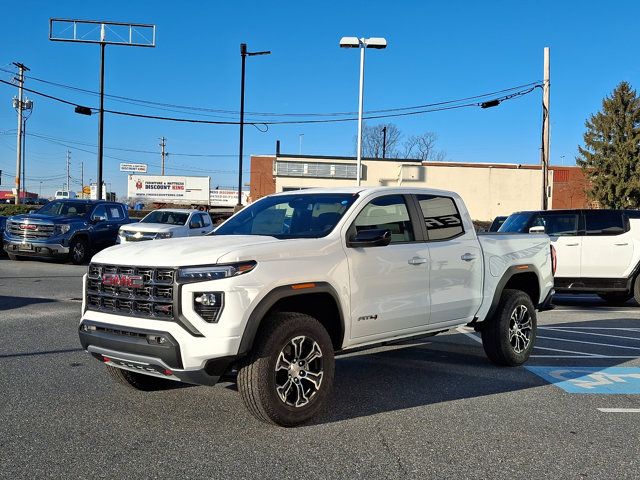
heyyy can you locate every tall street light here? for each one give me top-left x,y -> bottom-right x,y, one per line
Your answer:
237,43 -> 270,210
340,36 -> 387,186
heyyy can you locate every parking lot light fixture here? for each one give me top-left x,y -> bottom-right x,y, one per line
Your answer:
340,36 -> 387,186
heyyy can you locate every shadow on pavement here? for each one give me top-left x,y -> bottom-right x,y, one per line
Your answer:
0,347 -> 84,358
0,295 -> 57,311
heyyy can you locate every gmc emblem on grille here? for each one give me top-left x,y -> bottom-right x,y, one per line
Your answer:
102,273 -> 144,288
19,224 -> 37,230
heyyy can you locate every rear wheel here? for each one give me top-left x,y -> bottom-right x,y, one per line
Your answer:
481,289 -> 537,366
237,312 -> 335,427
105,365 -> 179,391
598,292 -> 632,305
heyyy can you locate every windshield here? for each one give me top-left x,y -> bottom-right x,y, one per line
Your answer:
36,201 -> 91,217
215,193 -> 358,239
141,211 -> 189,225
498,213 -> 533,233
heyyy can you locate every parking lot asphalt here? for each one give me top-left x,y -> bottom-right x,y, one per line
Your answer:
1,258 -> 639,479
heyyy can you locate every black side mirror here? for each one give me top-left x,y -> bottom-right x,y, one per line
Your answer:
348,228 -> 392,248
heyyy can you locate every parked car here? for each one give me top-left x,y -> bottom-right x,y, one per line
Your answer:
117,209 -> 214,243
79,187 -> 554,426
3,199 -> 133,264
499,208 -> 640,304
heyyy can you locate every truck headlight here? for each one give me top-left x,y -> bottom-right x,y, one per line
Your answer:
177,261 -> 256,282
155,231 -> 173,239
54,224 -> 71,235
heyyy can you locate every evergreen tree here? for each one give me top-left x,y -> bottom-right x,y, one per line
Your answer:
576,82 -> 640,208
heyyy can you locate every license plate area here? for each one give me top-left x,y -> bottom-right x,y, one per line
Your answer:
18,243 -> 33,251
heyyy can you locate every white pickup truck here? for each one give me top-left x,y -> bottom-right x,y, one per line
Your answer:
117,209 -> 214,243
79,187 -> 554,426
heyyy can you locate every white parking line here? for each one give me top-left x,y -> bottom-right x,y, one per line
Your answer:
542,326 -> 640,332
455,326 -> 482,344
597,408 -> 640,413
539,327 -> 640,342
531,355 -> 640,359
537,335 -> 640,351
534,345 -> 601,356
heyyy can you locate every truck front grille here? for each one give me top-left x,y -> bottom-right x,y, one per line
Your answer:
7,221 -> 55,239
86,263 -> 175,320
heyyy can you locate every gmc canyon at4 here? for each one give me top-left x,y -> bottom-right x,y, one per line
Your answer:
79,187 -> 554,426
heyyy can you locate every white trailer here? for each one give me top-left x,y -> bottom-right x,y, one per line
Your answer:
127,175 -> 210,207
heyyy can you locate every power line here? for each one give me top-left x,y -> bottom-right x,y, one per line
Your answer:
0,76 -> 542,125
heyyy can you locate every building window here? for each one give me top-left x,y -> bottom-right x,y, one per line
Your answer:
275,161 -> 358,179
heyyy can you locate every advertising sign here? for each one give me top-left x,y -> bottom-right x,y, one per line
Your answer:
210,188 -> 250,207
120,163 -> 148,173
127,175 -> 210,203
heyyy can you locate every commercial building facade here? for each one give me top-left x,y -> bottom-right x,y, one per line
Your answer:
250,154 -> 590,221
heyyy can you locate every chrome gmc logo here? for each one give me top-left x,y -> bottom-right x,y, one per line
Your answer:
19,224 -> 37,230
102,273 -> 144,288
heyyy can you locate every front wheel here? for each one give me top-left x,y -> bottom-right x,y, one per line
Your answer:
69,237 -> 89,265
237,312 -> 335,427
481,289 -> 537,366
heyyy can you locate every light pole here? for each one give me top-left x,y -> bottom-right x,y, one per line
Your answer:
299,133 -> 304,155
237,43 -> 270,210
39,181 -> 43,198
340,37 -> 387,186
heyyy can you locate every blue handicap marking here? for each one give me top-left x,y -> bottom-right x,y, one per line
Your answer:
526,366 -> 640,394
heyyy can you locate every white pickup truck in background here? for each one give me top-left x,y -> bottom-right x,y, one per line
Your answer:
117,209 -> 214,243
499,208 -> 640,305
79,187 -> 554,426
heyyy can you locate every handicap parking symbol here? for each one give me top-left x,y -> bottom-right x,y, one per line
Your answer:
526,367 -> 640,394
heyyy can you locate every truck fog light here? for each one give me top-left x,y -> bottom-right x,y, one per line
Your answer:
147,334 -> 169,345
80,324 -> 97,332
193,292 -> 224,323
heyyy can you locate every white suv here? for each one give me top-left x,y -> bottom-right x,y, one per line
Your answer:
500,209 -> 640,304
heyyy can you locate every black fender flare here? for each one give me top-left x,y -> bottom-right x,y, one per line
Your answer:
483,264 -> 540,322
69,230 -> 92,248
237,282 -> 345,355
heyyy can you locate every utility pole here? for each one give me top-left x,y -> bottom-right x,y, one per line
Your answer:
160,137 -> 166,175
66,150 -> 71,193
80,161 -> 84,196
22,117 -> 26,197
13,62 -> 28,204
382,126 -> 387,159
540,47 -> 551,210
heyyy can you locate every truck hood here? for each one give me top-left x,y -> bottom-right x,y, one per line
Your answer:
119,222 -> 182,233
92,235 -> 280,267
8,214 -> 84,225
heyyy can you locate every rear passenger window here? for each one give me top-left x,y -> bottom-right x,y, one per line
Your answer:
107,205 -> 124,220
416,195 -> 464,241
584,211 -> 625,236
353,195 -> 415,243
532,214 -> 578,236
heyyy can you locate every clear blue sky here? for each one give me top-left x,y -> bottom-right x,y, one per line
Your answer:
1,0 -> 639,197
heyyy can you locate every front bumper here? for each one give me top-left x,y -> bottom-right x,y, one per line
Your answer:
79,320 -> 237,386
3,238 -> 69,257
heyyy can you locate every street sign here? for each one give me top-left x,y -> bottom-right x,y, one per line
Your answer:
82,186 -> 91,194
120,163 -> 148,173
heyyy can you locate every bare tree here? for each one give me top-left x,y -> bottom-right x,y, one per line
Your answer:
403,132 -> 446,161
355,123 -> 445,160
357,123 -> 402,158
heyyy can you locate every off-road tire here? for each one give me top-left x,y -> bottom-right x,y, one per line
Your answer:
7,253 -> 22,261
633,276 -> 640,306
481,289 -> 537,366
237,312 -> 335,427
598,292 -> 632,305
105,365 -> 179,391
69,237 -> 89,265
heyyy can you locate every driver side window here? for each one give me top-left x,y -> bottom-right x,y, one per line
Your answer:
353,195 -> 415,244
